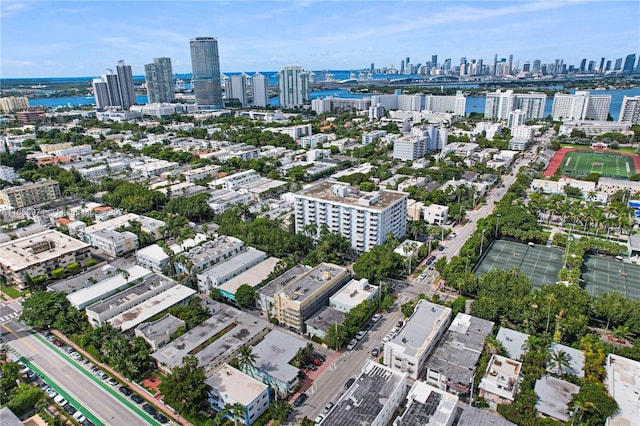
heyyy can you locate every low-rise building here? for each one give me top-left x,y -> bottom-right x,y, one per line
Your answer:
534,375 -> 580,422
425,313 -> 494,397
182,165 -> 222,183
130,158 -> 179,177
393,381 -> 458,426
496,328 -> 530,361
89,228 -> 139,256
48,259 -> 134,294
217,256 -> 280,301
423,204 -> 449,225
598,177 -> 640,197
257,264 -> 312,314
207,189 -> 251,214
175,236 -> 244,275
605,354 -> 640,426
0,180 -> 61,208
134,314 -> 185,351
80,213 -> 165,241
0,165 -> 17,182
0,230 -> 91,289
384,300 -> 452,380
329,278 -> 378,313
478,354 -> 522,407
304,306 -> 346,339
547,343 -> 585,378
322,361 -> 408,426
135,244 -> 170,273
206,364 -> 270,426
196,248 -> 267,293
457,405 -> 516,426
441,142 -> 479,158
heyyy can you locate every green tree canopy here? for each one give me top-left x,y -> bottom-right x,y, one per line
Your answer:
159,355 -> 210,416
235,284 -> 257,309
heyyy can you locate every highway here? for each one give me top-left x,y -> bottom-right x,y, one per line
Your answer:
1,319 -> 154,426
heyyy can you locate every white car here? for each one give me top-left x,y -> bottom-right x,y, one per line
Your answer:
70,352 -> 82,360
382,335 -> 391,343
346,339 -> 358,351
315,414 -> 325,424
53,394 -> 68,407
46,388 -> 57,398
372,314 -> 382,322
73,411 -> 86,423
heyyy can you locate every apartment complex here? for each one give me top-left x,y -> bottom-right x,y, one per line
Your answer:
619,95 -> 640,124
0,96 -> 29,113
251,73 -> 269,107
484,90 -> 546,120
294,181 -> 408,253
478,354 -> 522,407
551,91 -> 612,121
278,66 -> 310,108
0,180 -> 61,208
144,57 -> 175,104
0,230 -> 91,288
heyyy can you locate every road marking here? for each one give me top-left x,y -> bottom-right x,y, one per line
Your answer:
1,322 -> 38,353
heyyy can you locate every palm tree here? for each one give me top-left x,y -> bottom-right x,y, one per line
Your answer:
570,392 -> 594,423
236,344 -> 258,378
611,325 -> 633,347
407,219 -> 427,241
548,348 -> 572,378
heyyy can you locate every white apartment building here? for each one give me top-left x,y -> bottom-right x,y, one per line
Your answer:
558,120 -> 631,136
182,165 -> 221,183
311,97 -> 332,114
294,181 -> 408,253
393,133 -> 428,161
485,90 -> 546,120
511,125 -> 533,140
619,95 -> 640,124
384,300 -> 452,379
217,170 -> 260,190
442,142 -> 479,157
278,66 -> 310,108
329,278 -> 378,313
362,130 -> 387,145
252,73 -> 269,107
507,109 -> 526,128
0,165 -> 17,182
230,74 -> 248,106
135,244 -> 170,273
300,134 -> 328,149
130,158 -> 179,177
264,124 -> 312,140
423,204 -> 449,225
552,91 -> 612,121
89,228 -> 139,256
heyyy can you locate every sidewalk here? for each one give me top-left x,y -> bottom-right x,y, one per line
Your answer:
51,330 -> 192,426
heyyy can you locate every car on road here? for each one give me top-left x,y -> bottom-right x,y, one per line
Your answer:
396,320 -> 404,328
154,413 -> 169,424
119,386 -> 132,396
371,347 -> 380,357
390,327 -> 398,335
344,378 -> 355,389
293,393 -> 308,407
73,411 -> 86,423
70,351 -> 82,361
142,403 -> 157,415
131,394 -> 144,404
382,334 -> 391,343
346,339 -> 358,351
419,273 -> 426,279
437,246 -> 445,251
372,313 -> 382,322
53,394 -> 68,407
323,402 -> 335,414
45,388 -> 57,398
63,346 -> 74,354
95,371 -> 108,380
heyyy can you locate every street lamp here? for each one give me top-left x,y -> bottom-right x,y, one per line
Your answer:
495,214 -> 502,238
480,229 -> 486,256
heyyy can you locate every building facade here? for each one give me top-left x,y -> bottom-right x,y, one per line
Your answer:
251,73 -> 269,107
144,57 -> 175,104
116,60 -> 136,108
552,91 -> 612,121
190,37 -> 224,109
484,90 -> 546,120
619,95 -> 640,124
230,74 -> 248,106
278,66 -> 310,108
0,180 -> 61,208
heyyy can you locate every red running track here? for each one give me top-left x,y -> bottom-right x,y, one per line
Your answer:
543,147 -> 640,178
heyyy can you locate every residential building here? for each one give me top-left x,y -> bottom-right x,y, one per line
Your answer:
547,343 -> 585,378
206,364 -> 270,426
457,405 -> 515,426
322,361 -> 408,426
294,180 -> 408,253
270,262 -> 350,333
441,142 -> 479,158
80,213 -> 165,242
217,170 -> 261,191
384,300 -> 452,379
300,134 -> 328,149
144,57 -> 175,104
423,204 -> 449,225
257,264 -> 311,313
175,236 -> 244,275
264,124 -> 312,140
116,60 -> 136,108
92,61 -> 135,109
89,228 -> 138,256
425,313 -> 494,397
552,91 -> 611,121
217,257 -> 280,301
495,328 -> 530,361
249,330 -> 307,396
393,131 -> 428,161
0,96 -> 29,113
605,354 -> 640,426
0,166 -> 17,182
251,73 -> 269,107
86,275 -> 196,331
485,90 -> 546,120
304,306 -> 345,339
507,109 -> 526,128
278,66 -> 310,108
362,130 -> 387,145
230,74 -> 248,106
190,37 -> 223,109
534,375 -> 579,422
329,278 -> 378,313
130,158 -> 179,177
393,381 -> 459,426
182,165 -> 221,183
0,180 -> 61,208
135,244 -> 170,273
619,95 -> 640,124
49,258 -> 134,294
478,355 -> 522,407
134,314 -> 185,351
0,230 -> 91,289
196,247 -> 267,293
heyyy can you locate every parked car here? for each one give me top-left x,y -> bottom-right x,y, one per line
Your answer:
293,393 -> 308,407
70,352 -> 82,361
64,404 -> 77,415
297,370 -> 307,380
313,353 -> 326,362
371,347 -> 380,357
119,386 -> 132,396
396,320 -> 404,328
314,414 -> 325,424
305,364 -> 317,371
53,339 -> 63,347
382,335 -> 391,343
131,394 -> 144,404
438,246 -> 445,251
53,394 -> 68,407
46,388 -> 57,398
346,339 -> 358,351
311,358 -> 322,366
323,402 -> 335,414
95,371 -> 108,380
154,413 -> 169,424
63,346 -> 74,354
344,378 -> 355,389
107,377 -> 118,386
142,403 -> 157,415
372,313 -> 382,322
355,330 -> 366,341
73,412 -> 86,423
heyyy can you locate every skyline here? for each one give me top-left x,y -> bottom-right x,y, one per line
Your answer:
1,1 -> 639,78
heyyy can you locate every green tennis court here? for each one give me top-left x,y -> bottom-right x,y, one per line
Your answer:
475,240 -> 564,288
581,255 -> 640,299
559,150 -> 635,179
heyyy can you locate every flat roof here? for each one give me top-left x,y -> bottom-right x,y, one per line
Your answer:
218,256 -> 280,296
198,247 -> 266,279
534,375 -> 579,421
305,306 -> 345,332
273,263 -> 349,305
205,364 -> 268,406
185,236 -> 244,264
136,244 -> 169,262
496,327 -> 530,361
395,381 -> 458,426
259,265 -> 312,299
457,405 -> 516,426
67,265 -> 154,309
322,361 -> 406,426
0,179 -> 58,194
389,300 -> 451,357
109,284 -> 196,331
0,230 -> 89,271
49,258 -> 134,294
295,180 -> 407,211
252,330 -> 307,384
548,343 -> 585,378
479,355 -> 522,400
136,314 -> 185,342
86,274 -> 172,314
83,213 -> 141,234
606,354 -> 640,426
329,278 -> 378,309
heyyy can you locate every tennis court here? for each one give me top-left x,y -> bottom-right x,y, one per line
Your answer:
581,256 -> 640,299
558,150 -> 635,179
475,240 -> 564,288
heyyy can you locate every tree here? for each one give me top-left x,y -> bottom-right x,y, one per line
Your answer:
593,292 -> 630,330
235,284 -> 257,309
569,382 -> 618,425
6,386 -> 43,416
548,349 -> 572,378
612,325 -> 633,347
20,291 -> 70,329
159,355 -> 209,416
353,244 -> 404,283
236,345 -> 258,379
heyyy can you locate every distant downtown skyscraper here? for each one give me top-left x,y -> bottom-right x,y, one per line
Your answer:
91,60 -> 136,110
190,37 -> 223,110
230,73 -> 248,106
252,73 -> 269,107
144,57 -> 175,104
278,66 -> 310,108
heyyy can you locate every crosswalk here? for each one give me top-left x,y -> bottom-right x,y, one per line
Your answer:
0,310 -> 20,324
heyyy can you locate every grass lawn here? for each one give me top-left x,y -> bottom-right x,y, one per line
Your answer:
1,285 -> 23,299
558,150 -> 635,179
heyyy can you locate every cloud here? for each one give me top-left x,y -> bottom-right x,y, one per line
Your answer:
0,1 -> 33,17
2,58 -> 37,66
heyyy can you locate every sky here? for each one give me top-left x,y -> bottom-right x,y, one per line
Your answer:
1,0 -> 639,78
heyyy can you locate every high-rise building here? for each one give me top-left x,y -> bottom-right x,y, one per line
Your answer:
552,91 -> 611,121
623,54 -> 637,74
619,96 -> 640,124
579,58 -> 587,73
278,65 -> 310,108
116,60 -> 136,108
92,78 -> 110,109
251,73 -> 269,107
599,57 -> 606,73
230,73 -> 247,106
588,61 -> 596,73
144,57 -> 175,104
431,55 -> 438,69
0,96 -> 29,113
293,180 -> 408,253
221,74 -> 232,99
532,60 -> 541,74
614,58 -> 623,70
485,90 -> 546,120
605,60 -> 612,72
190,37 -> 223,110
370,63 -> 375,73
104,70 -> 122,107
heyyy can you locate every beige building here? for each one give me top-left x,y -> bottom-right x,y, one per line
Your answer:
272,263 -> 350,333
0,96 -> 29,113
0,180 -> 61,208
478,354 -> 522,407
0,230 -> 91,288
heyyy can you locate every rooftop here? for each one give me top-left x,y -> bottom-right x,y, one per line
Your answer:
394,381 -> 458,426
305,306 -> 346,333
322,361 -> 407,426
136,244 -> 169,261
205,364 -> 268,406
606,354 -> 640,426
295,180 -> 407,211
0,179 -> 58,194
389,300 -> 451,358
0,230 -> 90,271
185,236 -> 244,264
135,314 -> 185,343
197,247 -> 266,280
252,329 -> 307,384
479,355 -> 522,401
49,258 -> 134,294
218,256 -> 280,296
496,327 -> 530,361
259,265 -> 312,299
456,405 -> 516,426
86,274 -> 172,315
534,375 -> 579,422
272,263 -> 349,305
548,343 -> 585,378
329,278 -> 378,309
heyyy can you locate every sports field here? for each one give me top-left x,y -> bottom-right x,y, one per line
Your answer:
581,255 -> 640,299
474,240 -> 564,288
557,150 -> 636,179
